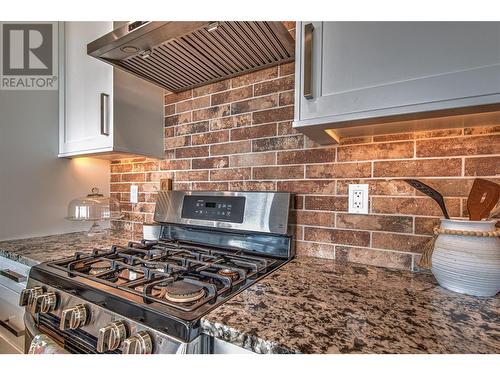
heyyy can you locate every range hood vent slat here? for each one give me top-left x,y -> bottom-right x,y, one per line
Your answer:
165,42 -> 218,81
263,22 -> 291,59
168,40 -> 220,79
241,22 -> 276,63
201,29 -> 249,72
227,22 -> 267,66
123,53 -> 192,88
158,50 -> 207,84
209,31 -> 251,71
259,22 -> 289,59
196,30 -> 242,74
121,58 -> 175,87
183,33 -> 233,76
216,25 -> 258,68
88,21 -> 295,93
154,47 -> 207,85
178,35 -> 229,77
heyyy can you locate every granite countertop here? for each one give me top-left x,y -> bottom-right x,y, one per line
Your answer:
0,231 -> 130,266
1,232 -> 498,354
201,257 -> 500,354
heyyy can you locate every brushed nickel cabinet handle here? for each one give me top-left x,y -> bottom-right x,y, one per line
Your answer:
0,317 -> 25,337
100,93 -> 110,136
0,269 -> 26,283
303,23 -> 314,99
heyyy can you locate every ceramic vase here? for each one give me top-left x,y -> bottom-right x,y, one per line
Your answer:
431,219 -> 500,297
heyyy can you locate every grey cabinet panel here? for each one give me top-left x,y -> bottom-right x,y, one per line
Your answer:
294,22 -> 500,143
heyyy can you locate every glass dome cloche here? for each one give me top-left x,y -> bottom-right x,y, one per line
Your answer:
66,187 -> 122,236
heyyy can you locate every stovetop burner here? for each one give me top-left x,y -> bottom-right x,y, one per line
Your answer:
89,260 -> 112,275
217,268 -> 240,281
117,268 -> 144,283
163,281 -> 206,303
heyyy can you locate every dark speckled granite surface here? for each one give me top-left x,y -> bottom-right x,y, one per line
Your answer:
201,257 -> 500,354
1,233 -> 498,354
0,231 -> 130,266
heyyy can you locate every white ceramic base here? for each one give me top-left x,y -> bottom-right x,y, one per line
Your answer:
431,219 -> 500,297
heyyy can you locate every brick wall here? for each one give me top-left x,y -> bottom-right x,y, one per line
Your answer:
110,22 -> 500,271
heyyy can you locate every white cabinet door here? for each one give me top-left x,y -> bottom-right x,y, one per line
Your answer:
294,22 -> 500,142
59,22 -> 113,156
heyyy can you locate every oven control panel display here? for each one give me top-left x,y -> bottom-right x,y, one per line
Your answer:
181,196 -> 246,223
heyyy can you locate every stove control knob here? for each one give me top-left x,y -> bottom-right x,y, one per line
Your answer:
19,286 -> 44,307
30,291 -> 57,314
122,331 -> 153,354
96,321 -> 127,353
59,304 -> 88,331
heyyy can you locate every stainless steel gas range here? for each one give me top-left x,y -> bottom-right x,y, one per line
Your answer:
21,191 -> 293,354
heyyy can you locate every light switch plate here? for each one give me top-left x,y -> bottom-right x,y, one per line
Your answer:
348,184 -> 369,214
130,184 -> 139,204
160,178 -> 172,191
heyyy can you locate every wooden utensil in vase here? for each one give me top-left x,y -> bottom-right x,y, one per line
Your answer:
467,179 -> 500,221
402,179 -> 450,219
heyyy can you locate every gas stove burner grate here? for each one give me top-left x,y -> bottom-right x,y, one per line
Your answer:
47,237 -> 284,314
128,275 -> 219,311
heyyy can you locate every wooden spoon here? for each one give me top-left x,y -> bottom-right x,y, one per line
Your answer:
488,203 -> 500,219
402,179 -> 450,219
467,179 -> 500,221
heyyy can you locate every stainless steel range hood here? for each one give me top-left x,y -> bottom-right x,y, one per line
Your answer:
87,21 -> 295,93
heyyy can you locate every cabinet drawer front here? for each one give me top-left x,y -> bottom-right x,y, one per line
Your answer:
0,284 -> 25,352
0,283 -> 25,343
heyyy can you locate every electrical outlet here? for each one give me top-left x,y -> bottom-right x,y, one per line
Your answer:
130,185 -> 139,204
348,184 -> 369,214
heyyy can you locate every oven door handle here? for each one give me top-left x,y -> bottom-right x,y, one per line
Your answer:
0,316 -> 24,337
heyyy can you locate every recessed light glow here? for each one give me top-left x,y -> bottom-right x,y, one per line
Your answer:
72,157 -> 94,167
324,129 -> 340,143
139,49 -> 152,59
206,22 -> 219,33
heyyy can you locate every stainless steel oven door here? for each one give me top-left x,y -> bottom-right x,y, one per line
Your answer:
0,256 -> 30,353
0,284 -> 25,354
24,313 -> 68,354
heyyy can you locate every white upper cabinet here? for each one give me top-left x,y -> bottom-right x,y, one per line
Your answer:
61,22 -> 113,155
59,22 -> 164,158
293,22 -> 500,144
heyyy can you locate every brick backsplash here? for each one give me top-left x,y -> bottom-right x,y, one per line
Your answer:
110,22 -> 500,271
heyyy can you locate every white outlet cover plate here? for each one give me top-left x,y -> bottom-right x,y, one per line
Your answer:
348,184 -> 369,214
130,185 -> 139,204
